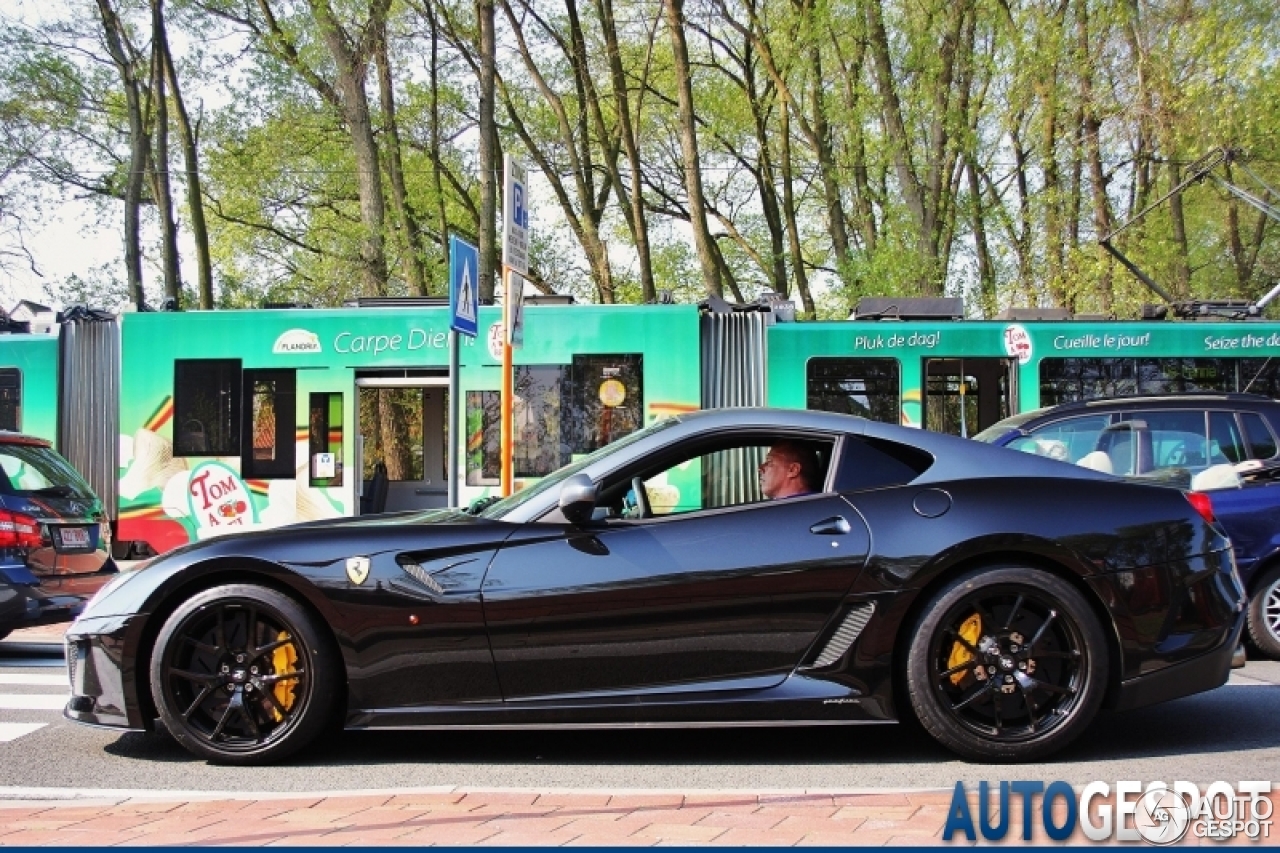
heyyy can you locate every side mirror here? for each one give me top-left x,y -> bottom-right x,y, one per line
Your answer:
558,473 -> 599,525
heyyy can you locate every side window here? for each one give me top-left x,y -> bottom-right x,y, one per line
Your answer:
607,436 -> 833,520
1241,412 -> 1279,461
831,436 -> 931,491
174,359 -> 241,456
1208,412 -> 1247,464
242,369 -> 296,479
1023,415 -> 1111,463
0,368 -> 19,432
806,358 -> 900,423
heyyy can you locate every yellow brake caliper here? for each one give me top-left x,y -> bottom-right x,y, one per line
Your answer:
948,613 -> 982,686
270,631 -> 298,721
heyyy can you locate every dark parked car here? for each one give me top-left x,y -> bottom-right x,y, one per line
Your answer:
974,393 -> 1280,658
0,431 -> 115,639
65,409 -> 1243,764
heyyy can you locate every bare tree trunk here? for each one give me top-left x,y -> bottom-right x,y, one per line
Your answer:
1077,0 -> 1113,311
94,0 -> 149,309
597,0 -> 656,302
478,0 -> 497,301
374,25 -> 429,295
159,26 -> 213,308
967,159 -> 996,316
1166,160 -> 1190,299
778,103 -> 814,316
664,0 -> 721,297
150,0 -> 181,304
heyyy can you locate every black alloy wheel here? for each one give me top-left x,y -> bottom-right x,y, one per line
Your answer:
1247,566 -> 1280,659
150,584 -> 338,764
906,566 -> 1108,762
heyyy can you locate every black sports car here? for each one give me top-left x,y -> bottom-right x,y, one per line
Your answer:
65,409 -> 1246,764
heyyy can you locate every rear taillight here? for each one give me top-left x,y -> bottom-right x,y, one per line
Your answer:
0,509 -> 43,549
1186,491 -> 1216,525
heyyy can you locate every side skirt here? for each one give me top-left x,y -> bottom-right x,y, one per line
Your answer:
346,673 -> 894,729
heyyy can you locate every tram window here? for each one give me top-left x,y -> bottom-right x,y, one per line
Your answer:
308,392 -> 344,487
1241,412 -> 1278,460
1137,359 -> 1234,394
242,369 -> 296,479
466,355 -> 645,484
1240,359 -> 1280,397
806,358 -> 900,423
359,387 -> 427,481
1040,358 -> 1137,404
174,359 -> 241,456
0,368 -> 19,432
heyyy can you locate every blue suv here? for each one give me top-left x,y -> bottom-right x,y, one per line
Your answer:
976,393 -> 1280,659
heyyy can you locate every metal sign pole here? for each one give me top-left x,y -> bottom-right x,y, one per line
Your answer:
500,267 -> 514,496
448,329 -> 460,507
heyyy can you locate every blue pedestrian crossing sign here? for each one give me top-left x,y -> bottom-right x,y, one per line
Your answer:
449,235 -> 479,338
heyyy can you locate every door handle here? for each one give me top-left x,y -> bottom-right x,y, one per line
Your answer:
810,516 -> 851,535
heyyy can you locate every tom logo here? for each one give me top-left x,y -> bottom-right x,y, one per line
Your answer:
346,556 -> 371,585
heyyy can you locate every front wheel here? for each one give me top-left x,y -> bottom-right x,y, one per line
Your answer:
150,583 -> 339,764
1247,566 -> 1280,659
905,566 -> 1108,762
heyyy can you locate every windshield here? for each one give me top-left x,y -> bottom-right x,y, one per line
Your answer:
475,417 -> 680,519
972,408 -> 1052,443
0,443 -> 96,500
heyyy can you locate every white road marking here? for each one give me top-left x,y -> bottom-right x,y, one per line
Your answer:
0,674 -> 67,686
1227,673 -> 1276,686
0,693 -> 67,710
0,723 -> 47,742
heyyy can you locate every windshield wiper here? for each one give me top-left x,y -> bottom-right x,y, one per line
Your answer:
466,496 -> 502,515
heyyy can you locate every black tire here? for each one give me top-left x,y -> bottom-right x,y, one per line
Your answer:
905,566 -> 1108,762
149,583 -> 339,765
1247,566 -> 1280,659
0,628 -> 10,642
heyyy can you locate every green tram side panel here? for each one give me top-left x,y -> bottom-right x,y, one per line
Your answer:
768,320 -> 1280,428
0,333 -> 60,442
117,305 -> 701,551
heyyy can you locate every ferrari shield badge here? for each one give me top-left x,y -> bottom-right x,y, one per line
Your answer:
346,556 -> 371,586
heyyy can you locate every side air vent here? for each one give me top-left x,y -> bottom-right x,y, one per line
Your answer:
805,603 -> 876,669
400,562 -> 445,595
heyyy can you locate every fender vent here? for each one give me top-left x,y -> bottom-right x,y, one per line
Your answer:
400,562 -> 444,595
806,603 -> 876,669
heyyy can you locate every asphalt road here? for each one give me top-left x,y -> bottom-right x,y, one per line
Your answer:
2,641 -> 1278,794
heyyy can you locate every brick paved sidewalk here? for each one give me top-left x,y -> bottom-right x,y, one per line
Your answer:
2,787 -> 1271,846
0,790 -> 962,846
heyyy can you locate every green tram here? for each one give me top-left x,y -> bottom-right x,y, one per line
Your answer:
8,296 -> 1280,555
771,314 -> 1280,438
112,302 -> 702,554
0,329 -> 60,441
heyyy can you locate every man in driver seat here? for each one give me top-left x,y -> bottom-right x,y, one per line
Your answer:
760,440 -> 820,499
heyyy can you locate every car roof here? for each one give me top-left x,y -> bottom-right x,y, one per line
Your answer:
983,392 -> 1280,433
0,430 -> 52,448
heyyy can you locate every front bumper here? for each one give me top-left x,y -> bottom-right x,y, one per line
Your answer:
63,613 -> 149,731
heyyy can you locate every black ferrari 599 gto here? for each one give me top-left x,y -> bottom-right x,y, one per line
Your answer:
65,409 -> 1245,764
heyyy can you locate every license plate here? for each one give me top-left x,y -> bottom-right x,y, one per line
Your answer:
59,526 -> 91,549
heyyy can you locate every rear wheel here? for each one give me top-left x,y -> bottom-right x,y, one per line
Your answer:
1247,566 -> 1280,659
905,566 -> 1108,762
150,583 -> 338,764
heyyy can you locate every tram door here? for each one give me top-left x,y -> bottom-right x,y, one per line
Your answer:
356,376 -> 449,513
923,358 -> 1017,437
